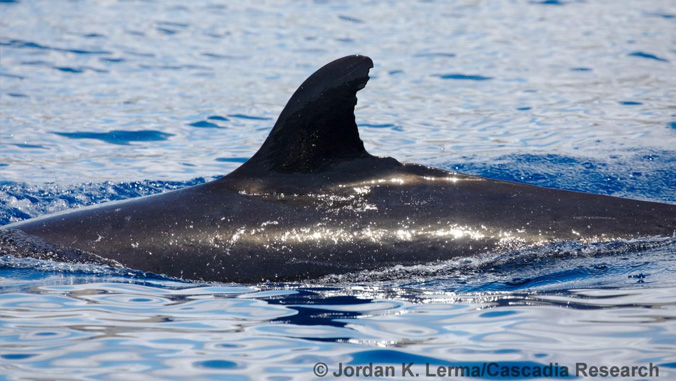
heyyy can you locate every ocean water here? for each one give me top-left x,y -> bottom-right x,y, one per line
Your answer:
1,0 -> 676,379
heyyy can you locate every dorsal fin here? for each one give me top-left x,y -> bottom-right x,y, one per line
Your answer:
234,55 -> 374,174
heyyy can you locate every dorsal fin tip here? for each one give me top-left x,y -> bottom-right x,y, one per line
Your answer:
234,55 -> 374,174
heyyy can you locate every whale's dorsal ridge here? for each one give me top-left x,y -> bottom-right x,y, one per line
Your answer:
234,55 -> 374,175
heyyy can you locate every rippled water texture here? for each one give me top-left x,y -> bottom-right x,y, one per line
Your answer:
1,276 -> 676,379
1,0 -> 676,379
1,0 -> 675,183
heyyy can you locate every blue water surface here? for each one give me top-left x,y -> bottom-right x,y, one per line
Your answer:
1,0 -> 676,379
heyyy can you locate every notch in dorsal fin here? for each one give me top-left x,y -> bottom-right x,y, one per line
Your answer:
234,55 -> 374,174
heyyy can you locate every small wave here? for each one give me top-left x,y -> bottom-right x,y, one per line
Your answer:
156,27 -> 178,35
99,57 -> 125,63
445,151 -> 676,203
360,123 -> 402,131
0,72 -> 25,79
13,144 -> 45,149
0,255 -> 128,276
0,39 -> 112,55
53,130 -> 173,145
338,15 -> 364,23
207,115 -> 229,121
414,52 -> 456,58
188,121 -> 223,128
628,51 -> 669,62
0,255 -> 181,291
201,53 -> 250,60
533,0 -> 565,5
215,157 -> 248,163
0,178 -> 209,225
228,114 -> 272,121
434,73 -> 493,81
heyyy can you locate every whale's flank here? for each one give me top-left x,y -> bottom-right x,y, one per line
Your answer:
2,55 -> 676,283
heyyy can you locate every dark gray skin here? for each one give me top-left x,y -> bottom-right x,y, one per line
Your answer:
3,55 -> 675,283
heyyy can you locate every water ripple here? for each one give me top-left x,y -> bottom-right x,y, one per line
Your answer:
628,51 -> 669,62
53,130 -> 174,145
1,1 -> 674,184
228,114 -> 273,121
434,73 -> 493,81
0,39 -> 112,55
0,279 -> 674,379
188,121 -> 222,128
0,178 -> 209,225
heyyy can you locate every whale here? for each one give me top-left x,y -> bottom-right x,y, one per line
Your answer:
2,55 -> 675,282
